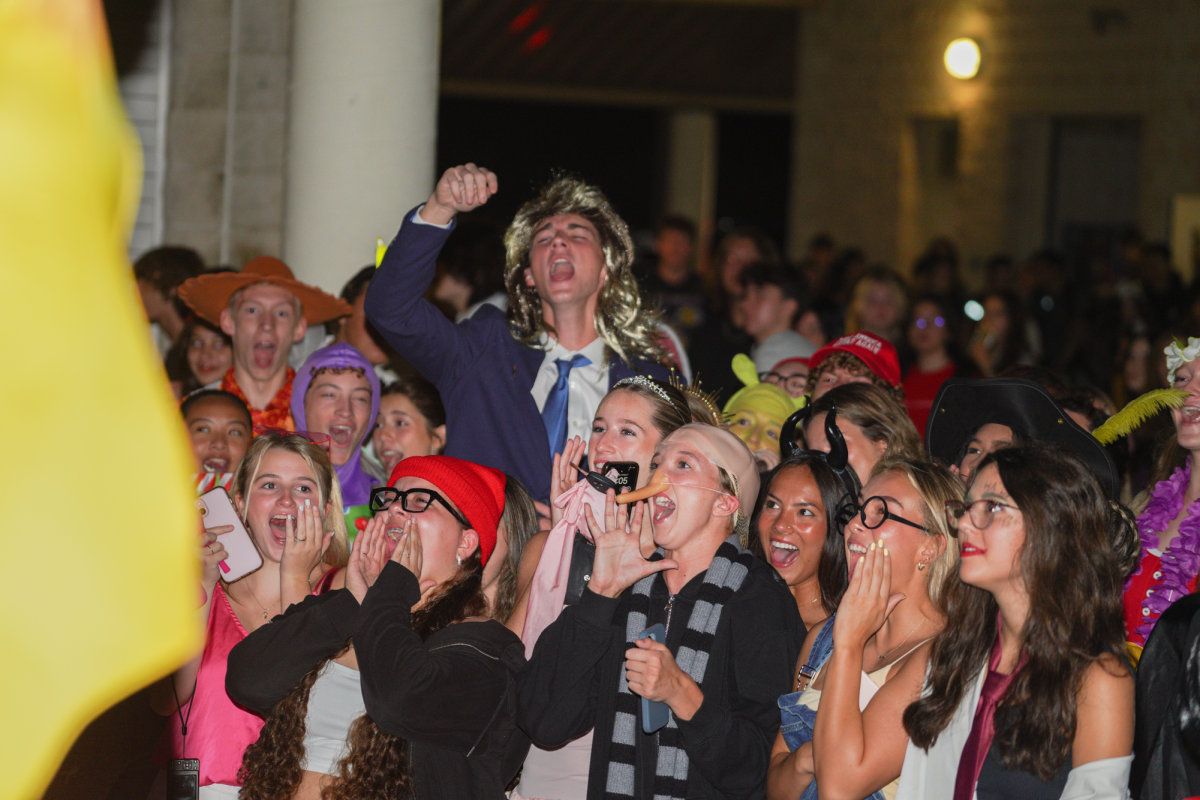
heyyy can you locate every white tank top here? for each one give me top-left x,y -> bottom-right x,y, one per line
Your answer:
302,661 -> 366,776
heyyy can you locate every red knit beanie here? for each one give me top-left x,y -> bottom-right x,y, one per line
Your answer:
387,456 -> 507,567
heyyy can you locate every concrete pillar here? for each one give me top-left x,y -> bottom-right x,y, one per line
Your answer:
664,109 -> 718,272
284,0 -> 441,292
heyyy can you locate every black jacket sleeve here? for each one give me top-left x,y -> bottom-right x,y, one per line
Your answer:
516,587 -> 620,748
225,588 -> 362,715
355,561 -> 520,753
675,572 -> 804,800
1133,593 -> 1200,800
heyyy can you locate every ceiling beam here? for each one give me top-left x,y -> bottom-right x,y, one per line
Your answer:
603,0 -> 814,6
440,78 -> 793,113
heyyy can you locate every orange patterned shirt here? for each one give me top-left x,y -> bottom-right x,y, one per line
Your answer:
220,367 -> 296,431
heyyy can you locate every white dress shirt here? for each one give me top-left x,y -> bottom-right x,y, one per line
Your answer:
530,336 -> 609,448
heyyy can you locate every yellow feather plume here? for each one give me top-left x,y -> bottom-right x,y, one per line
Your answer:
1093,389 -> 1189,445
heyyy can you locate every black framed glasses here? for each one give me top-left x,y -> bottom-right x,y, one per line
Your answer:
368,486 -> 470,528
838,495 -> 928,533
759,371 -> 808,395
944,498 -> 1019,536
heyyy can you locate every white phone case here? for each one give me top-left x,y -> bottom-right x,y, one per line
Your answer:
196,487 -> 263,582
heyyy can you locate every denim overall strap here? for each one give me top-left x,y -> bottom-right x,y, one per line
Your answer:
778,616 -> 837,750
776,615 -> 884,800
800,615 -> 838,687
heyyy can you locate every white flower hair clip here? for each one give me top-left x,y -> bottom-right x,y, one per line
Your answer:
1165,337 -> 1200,384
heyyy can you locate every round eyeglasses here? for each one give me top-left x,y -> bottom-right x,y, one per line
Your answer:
838,495 -> 928,533
368,486 -> 470,529
759,371 -> 808,395
943,498 -> 1019,536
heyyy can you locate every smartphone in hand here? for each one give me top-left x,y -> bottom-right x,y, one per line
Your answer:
636,623 -> 670,733
604,461 -> 640,493
196,487 -> 263,582
582,461 -> 641,495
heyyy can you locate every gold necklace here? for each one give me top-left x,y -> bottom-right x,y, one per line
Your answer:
875,613 -> 928,662
242,580 -> 277,621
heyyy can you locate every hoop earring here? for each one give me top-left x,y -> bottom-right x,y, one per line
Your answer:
917,561 -> 928,571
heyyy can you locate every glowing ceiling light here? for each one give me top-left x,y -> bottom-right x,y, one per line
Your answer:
944,38 -> 981,80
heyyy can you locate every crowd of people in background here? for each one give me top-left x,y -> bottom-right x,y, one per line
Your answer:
50,160 -> 1200,800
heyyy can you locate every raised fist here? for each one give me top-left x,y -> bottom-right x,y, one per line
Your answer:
420,163 -> 498,225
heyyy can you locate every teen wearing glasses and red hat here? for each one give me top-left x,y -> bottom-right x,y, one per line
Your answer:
226,455 -> 529,800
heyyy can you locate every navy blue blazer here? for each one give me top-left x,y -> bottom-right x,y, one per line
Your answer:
364,208 -> 672,503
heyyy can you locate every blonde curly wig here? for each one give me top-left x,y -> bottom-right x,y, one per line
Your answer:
503,175 -> 664,367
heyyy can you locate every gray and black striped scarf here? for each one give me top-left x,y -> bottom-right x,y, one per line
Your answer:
604,534 -> 753,800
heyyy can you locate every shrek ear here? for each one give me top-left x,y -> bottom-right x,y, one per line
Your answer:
731,353 -> 760,389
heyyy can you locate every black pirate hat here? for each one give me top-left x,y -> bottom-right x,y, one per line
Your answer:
926,377 -> 1119,497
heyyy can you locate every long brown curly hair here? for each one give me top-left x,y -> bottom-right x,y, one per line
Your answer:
238,554 -> 488,799
502,174 -> 664,367
902,445 -> 1133,780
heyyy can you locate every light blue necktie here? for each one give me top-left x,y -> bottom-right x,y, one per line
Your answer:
541,354 -> 591,456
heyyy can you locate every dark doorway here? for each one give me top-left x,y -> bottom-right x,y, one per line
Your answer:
437,96 -> 661,233
1047,117 -> 1141,275
715,112 -> 792,253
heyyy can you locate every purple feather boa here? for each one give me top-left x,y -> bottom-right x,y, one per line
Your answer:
1129,459 -> 1200,643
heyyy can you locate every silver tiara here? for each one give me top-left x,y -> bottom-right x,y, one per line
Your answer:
614,375 -> 671,405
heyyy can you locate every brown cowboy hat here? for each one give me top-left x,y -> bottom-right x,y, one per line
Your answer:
178,256 -> 351,326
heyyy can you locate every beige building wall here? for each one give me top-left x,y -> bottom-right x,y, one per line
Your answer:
788,0 -> 1200,279
162,0 -> 292,269
160,0 -> 439,294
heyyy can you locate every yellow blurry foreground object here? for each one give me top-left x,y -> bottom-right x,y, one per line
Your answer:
1126,642 -> 1143,669
0,1 -> 201,797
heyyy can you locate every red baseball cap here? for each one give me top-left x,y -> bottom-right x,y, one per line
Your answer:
808,332 -> 901,387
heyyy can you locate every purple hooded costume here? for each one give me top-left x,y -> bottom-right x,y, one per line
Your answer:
290,342 -> 381,508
